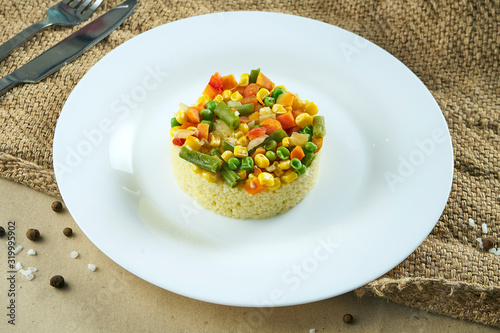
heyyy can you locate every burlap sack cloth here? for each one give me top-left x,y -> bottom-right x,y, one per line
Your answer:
1,0 -> 499,327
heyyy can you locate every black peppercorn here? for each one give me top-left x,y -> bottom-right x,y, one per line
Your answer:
26,228 -> 40,241
50,275 -> 65,288
0,226 -> 5,237
51,201 -> 63,212
63,227 -> 73,237
483,237 -> 496,251
343,313 -> 353,324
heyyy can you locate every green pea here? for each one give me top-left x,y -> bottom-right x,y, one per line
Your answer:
276,146 -> 290,159
271,87 -> 286,100
227,157 -> 240,170
201,120 -> 213,132
240,156 -> 255,172
290,158 -> 302,170
171,117 -> 181,127
264,139 -> 277,151
295,164 -> 307,175
205,100 -> 217,112
264,96 -> 275,107
304,141 -> 317,153
299,124 -> 313,141
200,108 -> 214,120
265,151 -> 277,162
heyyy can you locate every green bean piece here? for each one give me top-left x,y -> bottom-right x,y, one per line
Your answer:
235,103 -> 255,116
205,100 -> 217,112
214,101 -> 240,131
248,129 -> 288,155
313,116 -> 326,138
271,87 -> 286,100
240,156 -> 255,172
276,146 -> 290,159
227,157 -> 240,170
171,117 -> 181,127
221,140 -> 235,152
264,139 -> 277,151
301,150 -> 316,167
210,148 -> 221,158
200,108 -> 214,120
304,141 -> 317,153
295,164 -> 307,175
249,68 -> 260,84
179,146 -> 222,173
221,163 -> 241,188
201,120 -> 213,132
265,151 -> 277,162
290,158 -> 302,170
264,96 -> 275,107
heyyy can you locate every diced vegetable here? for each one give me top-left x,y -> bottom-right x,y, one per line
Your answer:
304,141 -> 317,153
249,68 -> 260,84
301,150 -> 316,167
222,74 -> 238,90
221,163 -> 241,188
276,92 -> 295,107
256,72 -> 273,91
244,178 -> 267,195
171,117 -> 181,127
271,87 -> 286,100
276,112 -> 296,130
179,146 -> 222,173
313,116 -> 326,138
205,100 -> 217,112
240,156 -> 255,172
208,72 -> 224,92
227,157 -> 241,170
312,137 -> 323,152
260,118 -> 282,135
186,107 -> 201,124
222,140 -> 235,152
247,126 -> 266,140
197,122 -> 210,141
276,146 -> 290,159
214,101 -> 240,131
290,146 -> 305,161
235,103 -> 255,116
243,83 -> 260,97
200,108 -> 214,120
248,129 -> 288,155
290,158 -> 302,170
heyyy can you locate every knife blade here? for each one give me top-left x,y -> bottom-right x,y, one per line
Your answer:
0,0 -> 137,97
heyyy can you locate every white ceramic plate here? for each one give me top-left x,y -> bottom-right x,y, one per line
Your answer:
53,12 -> 453,306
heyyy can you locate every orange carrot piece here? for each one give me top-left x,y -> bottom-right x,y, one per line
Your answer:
276,92 -> 295,107
276,111 -> 296,130
312,137 -> 323,152
285,125 -> 301,136
208,72 -> 224,91
247,127 -> 266,140
180,121 -> 196,129
197,122 -> 209,141
290,146 -> 305,161
260,118 -> 282,134
202,84 -> 219,99
241,95 -> 259,106
244,178 -> 267,195
186,107 -> 201,124
256,72 -> 273,90
243,83 -> 260,97
222,74 -> 238,90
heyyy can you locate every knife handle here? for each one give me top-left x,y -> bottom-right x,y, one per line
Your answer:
0,75 -> 22,97
0,19 -> 51,63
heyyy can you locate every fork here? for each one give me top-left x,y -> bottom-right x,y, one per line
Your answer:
0,0 -> 103,62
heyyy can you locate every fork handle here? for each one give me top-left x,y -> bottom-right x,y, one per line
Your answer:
0,19 -> 52,63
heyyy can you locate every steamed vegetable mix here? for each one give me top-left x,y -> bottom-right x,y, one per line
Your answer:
171,69 -> 326,194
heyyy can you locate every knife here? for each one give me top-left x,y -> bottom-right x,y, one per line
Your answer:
0,0 -> 137,97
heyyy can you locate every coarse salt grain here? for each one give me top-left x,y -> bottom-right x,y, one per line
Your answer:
489,248 -> 497,254
310,330 -> 317,333
21,270 -> 34,281
27,249 -> 36,255
468,218 -> 476,227
27,267 -> 37,273
476,238 -> 483,249
482,223 -> 488,234
13,245 -> 23,254
15,262 -> 23,271
70,251 -> 79,259
88,264 -> 97,272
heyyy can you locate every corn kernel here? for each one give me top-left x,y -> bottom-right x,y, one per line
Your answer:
170,126 -> 181,137
273,167 -> 284,177
267,177 -> 282,190
208,133 -> 221,147
278,159 -> 291,170
214,94 -> 224,102
202,171 -> 218,183
272,104 -> 287,114
281,170 -> 298,183
231,91 -> 243,102
282,137 -> 292,148
222,90 -> 231,100
305,101 -> 319,116
239,73 -> 250,86
238,123 -> 249,134
236,135 -> 249,146
254,153 -> 270,168
191,164 -> 203,174
175,109 -> 187,124
234,146 -> 248,158
237,170 -> 247,180
256,88 -> 270,101
197,95 -> 209,105
295,113 -> 314,128
185,136 -> 202,151
221,150 -> 235,162
248,112 -> 260,122
258,172 -> 275,187
248,173 -> 257,181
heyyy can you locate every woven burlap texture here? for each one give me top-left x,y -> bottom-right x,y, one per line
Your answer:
1,0 -> 499,327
